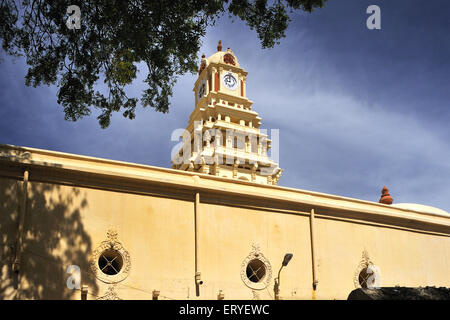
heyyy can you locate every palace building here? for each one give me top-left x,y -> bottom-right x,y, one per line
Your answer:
0,42 -> 449,300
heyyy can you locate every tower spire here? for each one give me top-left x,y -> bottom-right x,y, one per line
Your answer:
217,40 -> 222,52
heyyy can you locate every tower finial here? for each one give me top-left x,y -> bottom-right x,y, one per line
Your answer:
217,40 -> 222,52
379,186 -> 393,205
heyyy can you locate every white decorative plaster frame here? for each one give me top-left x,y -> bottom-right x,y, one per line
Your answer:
90,230 -> 131,284
240,243 -> 272,290
353,250 -> 381,288
97,285 -> 122,300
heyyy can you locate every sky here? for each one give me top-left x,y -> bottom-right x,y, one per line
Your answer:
0,0 -> 449,211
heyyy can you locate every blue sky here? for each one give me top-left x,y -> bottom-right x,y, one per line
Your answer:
0,0 -> 449,211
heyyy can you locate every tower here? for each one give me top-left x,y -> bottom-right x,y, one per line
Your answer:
171,41 -> 283,185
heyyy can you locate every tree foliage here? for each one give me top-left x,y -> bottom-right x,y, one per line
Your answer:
0,0 -> 326,128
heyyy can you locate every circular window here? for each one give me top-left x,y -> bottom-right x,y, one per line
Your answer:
357,265 -> 381,289
98,249 -> 123,275
358,267 -> 371,288
90,230 -> 131,284
353,251 -> 381,289
241,244 -> 272,290
246,259 -> 266,283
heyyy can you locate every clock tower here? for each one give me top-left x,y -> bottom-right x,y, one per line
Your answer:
172,41 -> 283,185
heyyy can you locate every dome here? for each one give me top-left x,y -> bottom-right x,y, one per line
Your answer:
205,41 -> 240,68
392,203 -> 450,217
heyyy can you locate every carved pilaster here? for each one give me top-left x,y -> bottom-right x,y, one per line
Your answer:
226,134 -> 232,148
214,156 -> 220,176
204,130 -> 211,148
233,160 -> 239,179
251,163 -> 258,182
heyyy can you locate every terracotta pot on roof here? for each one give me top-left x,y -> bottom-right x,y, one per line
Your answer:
379,186 -> 393,205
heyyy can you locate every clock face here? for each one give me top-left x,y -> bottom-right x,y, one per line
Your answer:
223,72 -> 238,90
198,83 -> 205,100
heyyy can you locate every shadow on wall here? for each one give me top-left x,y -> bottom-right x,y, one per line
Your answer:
0,175 -> 99,299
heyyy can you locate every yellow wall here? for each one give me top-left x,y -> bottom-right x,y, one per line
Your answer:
314,217 -> 450,299
0,145 -> 449,300
198,203 -> 312,300
0,177 -> 20,299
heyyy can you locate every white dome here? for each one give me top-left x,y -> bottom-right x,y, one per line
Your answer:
207,49 -> 240,68
392,203 -> 449,217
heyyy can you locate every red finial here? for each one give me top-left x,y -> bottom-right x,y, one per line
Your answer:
379,186 -> 393,205
217,40 -> 222,52
201,53 -> 205,58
